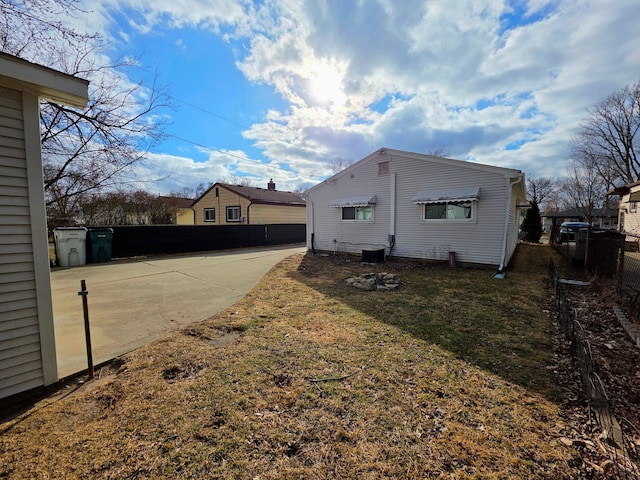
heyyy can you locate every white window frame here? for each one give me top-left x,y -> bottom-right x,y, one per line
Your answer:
226,206 -> 241,222
630,201 -> 637,213
340,205 -> 374,222
204,208 -> 216,222
421,200 -> 476,223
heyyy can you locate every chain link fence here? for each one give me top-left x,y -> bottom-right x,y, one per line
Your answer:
550,260 -> 640,478
619,232 -> 640,319
549,224 -> 640,316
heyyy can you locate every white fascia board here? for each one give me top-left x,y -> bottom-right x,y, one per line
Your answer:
0,52 -> 88,108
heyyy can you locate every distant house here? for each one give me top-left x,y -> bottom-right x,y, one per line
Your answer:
158,196 -> 194,225
192,180 -> 306,225
305,148 -> 526,269
0,53 -> 88,400
542,208 -> 618,232
607,181 -> 640,235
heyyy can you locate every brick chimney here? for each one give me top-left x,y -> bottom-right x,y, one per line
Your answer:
267,179 -> 276,191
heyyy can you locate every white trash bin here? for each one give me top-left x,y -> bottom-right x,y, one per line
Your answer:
54,227 -> 88,267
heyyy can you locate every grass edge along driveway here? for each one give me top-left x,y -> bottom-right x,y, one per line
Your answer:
1,244 -> 583,479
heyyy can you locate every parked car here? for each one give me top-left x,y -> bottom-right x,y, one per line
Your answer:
559,222 -> 589,243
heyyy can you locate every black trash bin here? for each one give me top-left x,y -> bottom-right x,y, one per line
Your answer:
87,228 -> 114,263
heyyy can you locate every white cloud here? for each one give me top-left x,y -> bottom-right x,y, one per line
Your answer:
129,148 -> 321,195
81,0 -> 640,192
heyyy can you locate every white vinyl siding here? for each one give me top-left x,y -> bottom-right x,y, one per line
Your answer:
391,157 -> 507,266
307,157 -> 392,254
0,86 -> 44,399
307,149 -> 523,267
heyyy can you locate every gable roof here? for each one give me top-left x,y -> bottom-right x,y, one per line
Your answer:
194,183 -> 305,207
306,147 -> 524,195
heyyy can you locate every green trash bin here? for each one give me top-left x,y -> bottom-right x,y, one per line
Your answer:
87,228 -> 114,263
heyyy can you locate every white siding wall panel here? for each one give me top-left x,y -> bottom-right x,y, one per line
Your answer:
309,155 -> 392,255
308,150 -> 513,266
0,86 -> 44,399
392,155 -> 507,266
0,314 -> 38,333
0,364 -> 44,398
0,341 -> 40,362
0,332 -> 40,351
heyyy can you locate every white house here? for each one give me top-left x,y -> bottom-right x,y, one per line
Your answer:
0,53 -> 88,400
305,148 -> 526,269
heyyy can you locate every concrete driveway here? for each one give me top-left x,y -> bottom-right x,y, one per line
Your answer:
51,245 -> 307,378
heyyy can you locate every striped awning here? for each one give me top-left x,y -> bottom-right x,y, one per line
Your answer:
412,186 -> 480,204
328,195 -> 377,208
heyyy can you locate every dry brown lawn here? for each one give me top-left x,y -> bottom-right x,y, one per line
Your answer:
1,244 -> 587,478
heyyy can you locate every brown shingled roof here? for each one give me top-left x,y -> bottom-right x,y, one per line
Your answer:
158,196 -> 194,209
204,183 -> 305,206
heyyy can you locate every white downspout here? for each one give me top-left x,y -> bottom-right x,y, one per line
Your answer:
304,196 -> 315,253
498,175 -> 523,271
389,173 -> 396,256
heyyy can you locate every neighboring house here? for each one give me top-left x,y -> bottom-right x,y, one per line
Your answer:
607,181 -> 640,236
158,196 -> 194,225
0,53 -> 88,400
192,180 -> 306,225
542,208 -> 619,232
305,148 -> 526,269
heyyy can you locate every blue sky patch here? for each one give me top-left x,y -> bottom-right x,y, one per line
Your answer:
369,93 -> 414,114
499,1 -> 557,36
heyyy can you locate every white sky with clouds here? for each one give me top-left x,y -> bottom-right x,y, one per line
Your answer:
71,0 -> 640,194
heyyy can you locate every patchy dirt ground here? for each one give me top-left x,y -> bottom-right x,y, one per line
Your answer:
1,244 -> 639,478
549,276 -> 640,478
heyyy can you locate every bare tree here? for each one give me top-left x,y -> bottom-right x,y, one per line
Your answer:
542,186 -> 566,212
169,186 -> 197,199
426,147 -> 450,158
526,176 -> 559,209
81,190 -> 175,226
572,80 -> 640,186
0,0 -> 95,65
1,0 -> 172,222
562,161 -> 607,223
195,182 -> 210,197
218,176 -> 255,186
329,157 -> 354,174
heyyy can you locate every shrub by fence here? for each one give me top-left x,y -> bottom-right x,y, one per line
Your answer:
104,224 -> 305,259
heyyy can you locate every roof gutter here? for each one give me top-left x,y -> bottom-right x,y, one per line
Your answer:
497,174 -> 524,273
